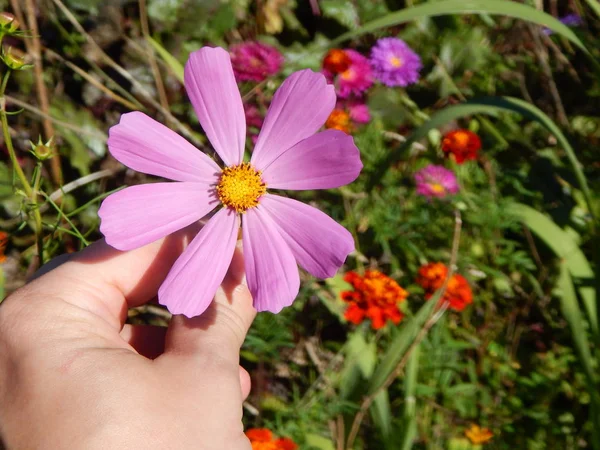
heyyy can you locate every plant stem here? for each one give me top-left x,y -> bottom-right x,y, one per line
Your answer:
0,70 -> 45,264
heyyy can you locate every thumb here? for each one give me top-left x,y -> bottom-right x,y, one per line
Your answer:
162,241 -> 256,364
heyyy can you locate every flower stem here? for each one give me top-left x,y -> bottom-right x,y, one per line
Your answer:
0,69 -> 44,264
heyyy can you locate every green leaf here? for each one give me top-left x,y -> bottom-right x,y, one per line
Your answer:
331,0 -> 588,55
321,0 -> 359,29
339,331 -> 377,399
305,433 -> 336,450
147,36 -> 184,83
508,203 -> 597,337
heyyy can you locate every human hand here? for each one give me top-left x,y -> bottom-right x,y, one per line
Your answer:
0,227 -> 256,449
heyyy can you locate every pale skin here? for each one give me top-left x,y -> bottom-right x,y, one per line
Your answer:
0,226 -> 255,449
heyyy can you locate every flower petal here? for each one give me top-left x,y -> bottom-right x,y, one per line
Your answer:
243,206 -> 300,313
108,111 -> 220,183
251,69 -> 336,170
184,47 -> 245,166
261,129 -> 362,190
99,182 -> 217,251
158,208 -> 239,318
260,194 -> 354,278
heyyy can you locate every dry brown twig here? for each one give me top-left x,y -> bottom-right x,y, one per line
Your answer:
345,210 -> 463,448
138,0 -> 170,122
12,0 -> 63,185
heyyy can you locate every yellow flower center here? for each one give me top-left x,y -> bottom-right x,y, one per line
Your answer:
389,56 -> 403,68
430,183 -> 445,194
216,163 -> 267,213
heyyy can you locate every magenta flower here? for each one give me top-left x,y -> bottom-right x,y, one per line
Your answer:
370,37 -> 422,87
414,165 -> 459,198
345,99 -> 370,124
98,47 -> 361,317
230,41 -> 284,82
323,49 -> 373,98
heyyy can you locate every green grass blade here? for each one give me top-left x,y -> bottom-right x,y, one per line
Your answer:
398,344 -> 420,450
367,295 -> 438,396
584,0 -> 600,19
508,203 -> 597,337
147,36 -> 184,83
331,0 -> 588,55
557,264 -> 596,384
370,390 -> 392,440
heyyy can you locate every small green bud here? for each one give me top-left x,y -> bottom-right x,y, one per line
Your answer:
1,46 -> 32,71
0,12 -> 19,33
30,136 -> 55,161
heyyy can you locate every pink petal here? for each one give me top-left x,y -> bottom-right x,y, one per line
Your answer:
251,69 -> 336,170
108,111 -> 220,183
185,47 -> 245,167
261,129 -> 362,190
260,194 -> 354,278
99,182 -> 218,251
242,206 -> 300,313
158,208 -> 239,318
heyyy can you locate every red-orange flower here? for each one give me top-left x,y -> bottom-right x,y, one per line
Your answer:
0,231 -> 8,263
416,262 -> 447,292
246,429 -> 298,450
445,273 -> 472,311
341,270 -> 408,329
441,129 -> 481,164
416,262 -> 473,311
323,49 -> 352,74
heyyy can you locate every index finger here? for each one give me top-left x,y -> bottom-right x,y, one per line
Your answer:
11,225 -> 199,330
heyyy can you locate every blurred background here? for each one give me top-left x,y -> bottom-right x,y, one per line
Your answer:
0,0 -> 599,449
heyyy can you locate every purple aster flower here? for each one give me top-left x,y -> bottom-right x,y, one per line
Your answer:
99,47 -> 362,317
415,165 -> 459,198
543,13 -> 583,35
323,49 -> 374,98
230,41 -> 284,82
370,37 -> 422,87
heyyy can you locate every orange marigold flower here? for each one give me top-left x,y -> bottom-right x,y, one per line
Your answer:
274,438 -> 299,450
446,274 -> 473,311
325,109 -> 352,133
465,424 -> 494,445
323,48 -> 352,73
441,129 -> 481,164
416,262 -> 473,312
246,429 -> 273,443
246,428 -> 298,450
416,262 -> 448,292
341,270 -> 408,330
0,231 -> 8,263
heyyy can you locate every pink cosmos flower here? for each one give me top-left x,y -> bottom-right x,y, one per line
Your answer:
98,47 -> 362,317
230,41 -> 284,82
323,49 -> 373,98
414,164 -> 459,198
